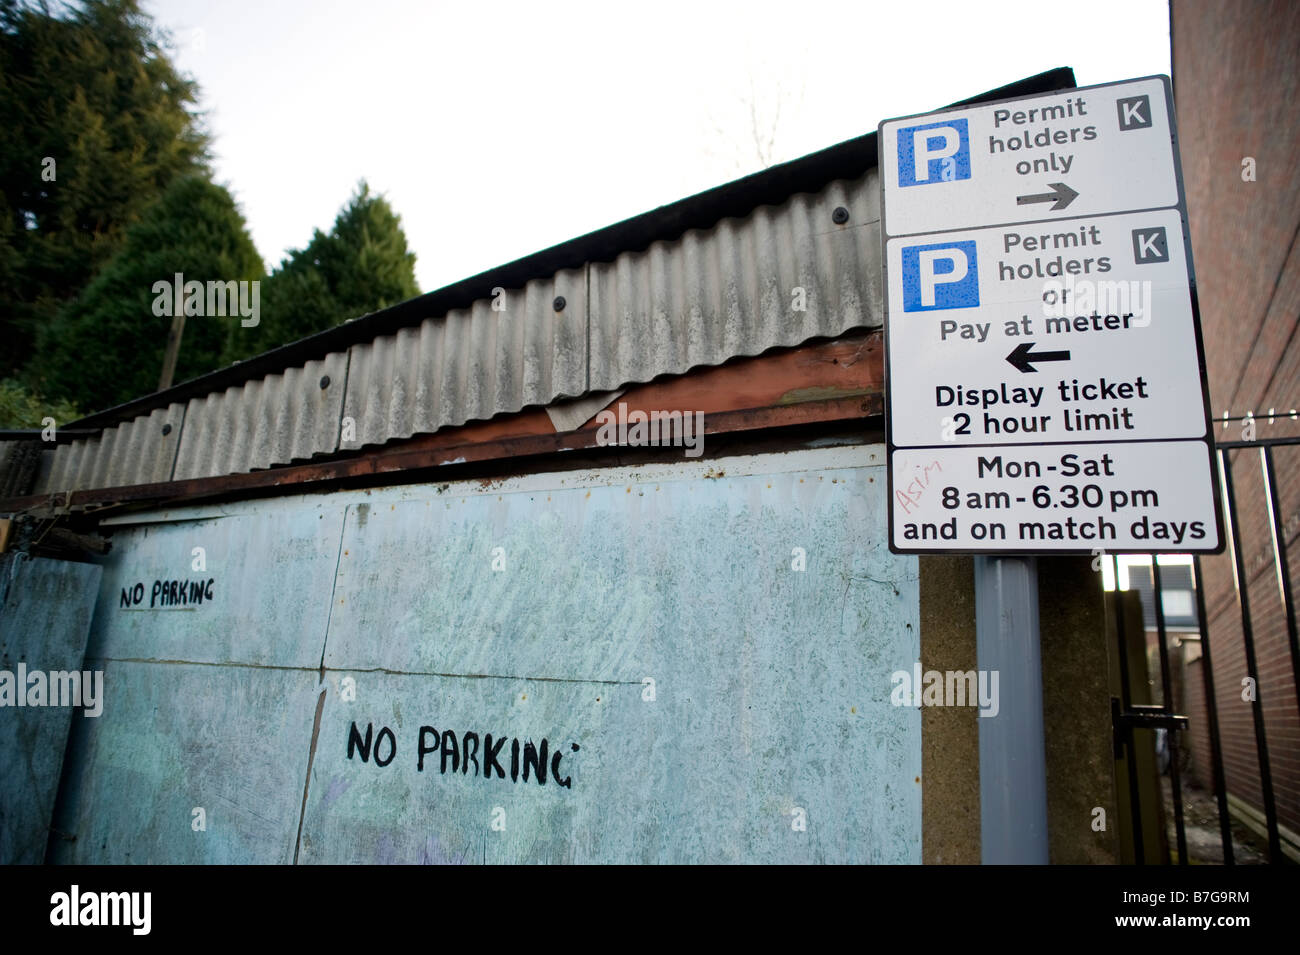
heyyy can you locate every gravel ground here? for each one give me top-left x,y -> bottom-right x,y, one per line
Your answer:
1160,776 -> 1270,864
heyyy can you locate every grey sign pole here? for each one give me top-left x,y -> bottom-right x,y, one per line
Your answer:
975,555 -> 1049,864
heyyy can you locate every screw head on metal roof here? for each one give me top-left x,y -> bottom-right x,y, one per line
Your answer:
161,423 -> 172,436
553,296 -> 566,312
832,206 -> 850,225
319,375 -> 331,389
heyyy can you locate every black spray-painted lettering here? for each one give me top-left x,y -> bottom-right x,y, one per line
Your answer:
522,740 -> 546,784
373,726 -> 396,767
348,722 -> 375,761
484,733 -> 506,779
440,730 -> 459,774
462,732 -> 479,776
350,722 -> 578,788
347,722 -> 396,767
417,726 -> 439,772
119,578 -> 214,609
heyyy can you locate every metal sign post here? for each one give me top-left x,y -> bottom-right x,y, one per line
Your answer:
975,555 -> 1047,863
878,76 -> 1223,863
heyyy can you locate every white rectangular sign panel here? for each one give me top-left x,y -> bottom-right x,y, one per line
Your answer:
881,76 -> 1178,235
886,208 -> 1203,447
892,442 -> 1216,551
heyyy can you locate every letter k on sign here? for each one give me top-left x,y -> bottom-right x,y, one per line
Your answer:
1117,95 -> 1152,131
1132,226 -> 1169,264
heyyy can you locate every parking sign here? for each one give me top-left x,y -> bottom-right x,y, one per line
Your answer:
879,76 -> 1222,555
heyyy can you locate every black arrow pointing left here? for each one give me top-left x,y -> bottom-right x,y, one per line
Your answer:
1007,342 -> 1071,373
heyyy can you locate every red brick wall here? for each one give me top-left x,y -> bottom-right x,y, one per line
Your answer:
1172,0 -> 1300,837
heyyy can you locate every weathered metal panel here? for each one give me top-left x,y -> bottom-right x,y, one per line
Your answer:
304,445 -> 919,863
342,269 -> 587,448
48,662 -> 320,864
172,353 -> 347,480
33,403 -> 186,495
87,505 -> 346,668
45,503 -> 346,862
41,443 -> 918,863
588,172 -> 882,391
0,554 -> 102,863
544,389 -> 625,432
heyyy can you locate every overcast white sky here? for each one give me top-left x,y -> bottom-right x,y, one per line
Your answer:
145,0 -> 1172,293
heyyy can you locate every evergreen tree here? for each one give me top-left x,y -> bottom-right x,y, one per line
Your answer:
32,175 -> 263,412
0,0 -> 208,379
229,181 -> 420,360
0,377 -> 79,428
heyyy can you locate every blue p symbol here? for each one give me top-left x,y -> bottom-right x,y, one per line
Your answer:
897,119 -> 971,187
901,241 -> 979,311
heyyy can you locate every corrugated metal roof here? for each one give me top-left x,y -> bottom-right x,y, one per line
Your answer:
3,67 -> 1078,499
36,404 -> 185,494
344,269 -> 587,448
32,172 -> 880,490
0,441 -> 42,499
588,175 -> 879,391
343,173 -> 879,448
172,354 -> 348,480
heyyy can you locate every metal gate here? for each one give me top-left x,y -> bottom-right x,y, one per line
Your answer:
1111,431 -> 1300,864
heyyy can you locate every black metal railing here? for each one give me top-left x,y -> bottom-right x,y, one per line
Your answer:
1112,432 -> 1300,864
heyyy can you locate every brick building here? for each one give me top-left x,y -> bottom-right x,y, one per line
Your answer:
1172,0 -> 1300,856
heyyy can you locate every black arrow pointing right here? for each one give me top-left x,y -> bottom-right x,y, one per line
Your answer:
1016,182 -> 1078,211
1007,342 -> 1071,373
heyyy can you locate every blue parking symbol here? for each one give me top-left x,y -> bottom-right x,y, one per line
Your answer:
901,241 -> 979,311
897,118 -> 971,187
